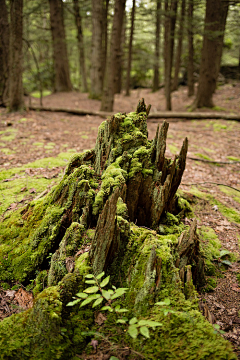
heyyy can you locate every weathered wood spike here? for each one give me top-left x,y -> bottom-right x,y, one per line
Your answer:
90,188 -> 120,275
156,120 -> 169,171
136,98 -> 147,113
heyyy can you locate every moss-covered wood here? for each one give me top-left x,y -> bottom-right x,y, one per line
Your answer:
0,99 -> 236,359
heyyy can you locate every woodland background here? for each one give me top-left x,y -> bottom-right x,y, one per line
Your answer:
0,0 -> 240,113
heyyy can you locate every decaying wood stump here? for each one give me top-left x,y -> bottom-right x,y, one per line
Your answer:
1,99 -> 235,360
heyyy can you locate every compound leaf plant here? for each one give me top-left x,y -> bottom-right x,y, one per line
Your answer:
67,272 -> 163,339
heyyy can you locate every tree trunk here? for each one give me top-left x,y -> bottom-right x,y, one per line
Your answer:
153,0 -> 161,92
187,0 -> 194,97
193,0 -> 229,108
9,0 -> 24,112
101,0 -> 110,91
114,8 -> 126,94
49,0 -> 72,92
172,0 -> 185,92
164,0 -> 178,110
0,0 -> 9,106
100,0 -> 126,112
0,98 -> 236,359
90,0 -> 103,99
125,0 -> 136,96
73,0 -> 88,93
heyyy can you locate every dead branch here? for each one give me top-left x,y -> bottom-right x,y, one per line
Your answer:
181,181 -> 240,193
187,157 -> 240,165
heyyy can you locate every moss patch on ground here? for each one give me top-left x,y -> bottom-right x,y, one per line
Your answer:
0,152 -> 75,215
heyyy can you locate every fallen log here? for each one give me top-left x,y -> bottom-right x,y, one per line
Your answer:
28,104 -> 240,121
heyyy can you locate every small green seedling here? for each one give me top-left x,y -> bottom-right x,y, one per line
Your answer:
67,272 -> 162,339
213,324 -> 225,335
67,271 -> 129,310
155,298 -> 175,316
216,249 -> 232,267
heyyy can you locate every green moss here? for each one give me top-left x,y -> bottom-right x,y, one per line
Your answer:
204,277 -> 218,292
211,199 -> 240,224
236,274 -> 240,286
218,185 -> 240,204
139,299 -> 236,359
213,123 -> 227,131
227,156 -> 240,162
0,286 -> 67,360
33,270 -> 48,297
195,153 -> 214,161
168,144 -> 179,155
0,128 -> 18,142
199,226 -> 221,275
93,163 -> 127,215
117,197 -> 128,218
0,148 -> 15,155
75,252 -> 91,276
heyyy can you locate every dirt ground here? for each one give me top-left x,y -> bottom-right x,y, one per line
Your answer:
0,83 -> 240,358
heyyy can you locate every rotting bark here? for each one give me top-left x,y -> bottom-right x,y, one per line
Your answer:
0,99 -> 237,360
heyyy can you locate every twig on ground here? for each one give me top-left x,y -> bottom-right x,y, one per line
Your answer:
187,157 -> 240,165
181,181 -> 240,193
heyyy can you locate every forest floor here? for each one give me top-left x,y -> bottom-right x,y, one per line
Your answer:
0,83 -> 240,358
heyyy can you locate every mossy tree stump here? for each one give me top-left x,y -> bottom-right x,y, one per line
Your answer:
0,99 -> 236,360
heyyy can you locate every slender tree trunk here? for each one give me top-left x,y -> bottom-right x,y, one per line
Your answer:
165,0 -> 178,110
193,0 -> 229,108
172,0 -> 185,91
125,0 -> 136,96
187,0 -> 194,96
101,0 -> 126,112
114,8 -> 126,94
73,0 -> 88,92
49,0 -> 72,92
90,0 -> 103,99
0,0 -> 9,106
101,0 -> 109,91
9,0 -> 24,112
153,0 -> 161,92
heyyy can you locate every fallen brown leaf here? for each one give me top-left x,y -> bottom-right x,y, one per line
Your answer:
14,288 -> 33,309
95,312 -> 107,325
29,188 -> 36,194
